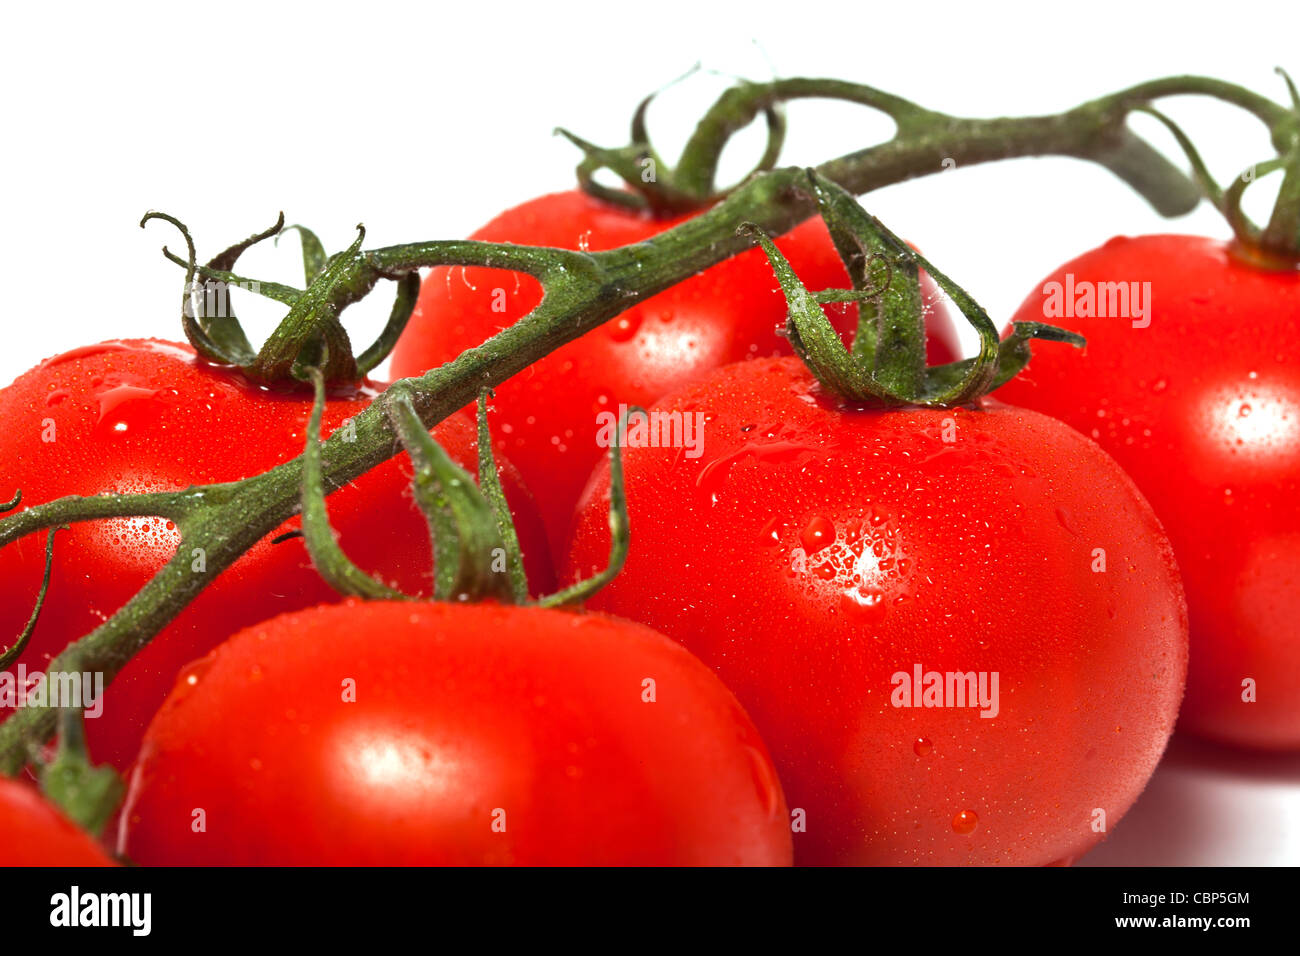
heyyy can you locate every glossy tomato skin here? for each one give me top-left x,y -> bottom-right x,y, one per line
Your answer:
0,778 -> 115,865
565,357 -> 1187,866
0,340 -> 552,771
996,236 -> 1300,749
119,600 -> 791,866
389,189 -> 960,557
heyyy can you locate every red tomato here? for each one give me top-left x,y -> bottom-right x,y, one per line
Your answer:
0,777 -> 115,865
118,600 -> 791,865
565,356 -> 1187,865
390,190 -> 960,557
0,340 -> 552,771
996,235 -> 1300,749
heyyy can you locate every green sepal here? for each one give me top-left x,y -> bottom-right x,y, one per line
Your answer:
534,407 -> 634,608
476,390 -> 529,604
249,227 -> 365,384
739,222 -> 903,404
922,322 -> 1086,400
278,224 -> 329,284
356,273 -> 421,377
39,708 -> 123,840
0,526 -> 63,670
386,391 -> 516,603
805,170 -> 926,394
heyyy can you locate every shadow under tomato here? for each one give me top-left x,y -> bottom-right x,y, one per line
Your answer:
1078,733 -> 1300,866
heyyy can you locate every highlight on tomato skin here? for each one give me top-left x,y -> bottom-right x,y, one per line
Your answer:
117,600 -> 793,866
995,234 -> 1300,750
389,189 -> 960,561
564,355 -> 1189,866
0,339 -> 553,774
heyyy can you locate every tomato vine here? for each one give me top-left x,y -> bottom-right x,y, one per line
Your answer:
2,71 -> 1297,776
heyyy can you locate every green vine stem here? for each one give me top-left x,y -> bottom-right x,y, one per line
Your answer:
577,75 -> 1206,216
1,74 -> 1292,773
300,367 -> 409,601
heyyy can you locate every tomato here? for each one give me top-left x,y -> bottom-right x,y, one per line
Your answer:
0,340 -> 552,771
390,189 -> 960,557
118,599 -> 790,865
0,777 -> 115,865
564,356 -> 1187,865
995,235 -> 1300,749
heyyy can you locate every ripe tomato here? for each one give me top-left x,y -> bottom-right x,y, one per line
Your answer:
389,189 -> 960,556
995,236 -> 1300,750
118,600 -> 791,865
0,777 -> 115,865
0,339 -> 551,771
565,356 -> 1187,865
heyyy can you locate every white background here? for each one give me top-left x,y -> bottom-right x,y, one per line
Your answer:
2,0 -> 1297,864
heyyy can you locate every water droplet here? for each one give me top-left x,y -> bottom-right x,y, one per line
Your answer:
608,313 -> 642,342
913,737 -> 933,757
94,380 -> 160,425
840,586 -> 886,621
176,655 -> 214,693
952,809 -> 979,834
800,515 -> 835,555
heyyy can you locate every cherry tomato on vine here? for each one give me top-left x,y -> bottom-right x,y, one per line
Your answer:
389,189 -> 960,555
0,777 -> 115,865
996,235 -> 1300,749
565,356 -> 1187,866
119,599 -> 791,866
0,339 -> 552,771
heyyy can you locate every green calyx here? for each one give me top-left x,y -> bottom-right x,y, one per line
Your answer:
141,213 -> 420,386
298,372 -> 632,608
386,388 -> 524,604
744,170 -> 1085,407
38,707 -> 124,840
1131,68 -> 1300,269
556,69 -> 787,216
